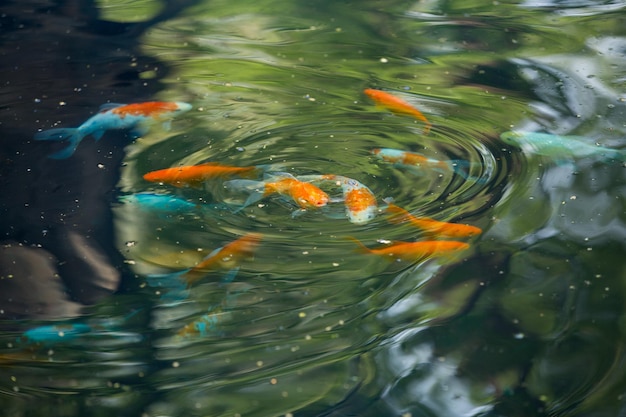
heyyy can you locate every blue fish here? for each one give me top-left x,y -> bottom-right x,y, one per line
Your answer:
119,193 -> 200,213
500,131 -> 625,162
21,323 -> 92,344
34,101 -> 192,158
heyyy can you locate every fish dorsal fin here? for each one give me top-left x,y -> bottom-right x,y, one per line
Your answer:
263,171 -> 296,181
99,103 -> 126,112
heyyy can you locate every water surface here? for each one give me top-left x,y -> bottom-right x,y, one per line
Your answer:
1,1 -> 625,416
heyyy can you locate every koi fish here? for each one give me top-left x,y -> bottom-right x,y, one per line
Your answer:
316,175 -> 378,224
500,131 -> 625,162
224,172 -> 330,210
364,88 -> 432,134
385,201 -> 482,238
147,233 -> 262,290
372,148 -> 473,179
348,237 -> 469,263
34,101 -> 192,159
143,162 -> 262,187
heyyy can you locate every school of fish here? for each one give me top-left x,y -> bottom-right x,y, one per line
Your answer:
29,87 -> 623,344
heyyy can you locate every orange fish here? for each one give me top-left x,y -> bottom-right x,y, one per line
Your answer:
348,237 -> 469,263
143,162 -> 261,187
371,148 -> 451,170
264,177 -> 330,209
181,233 -> 263,286
323,175 -> 378,224
386,202 -> 482,238
225,173 -> 330,210
364,89 -> 431,134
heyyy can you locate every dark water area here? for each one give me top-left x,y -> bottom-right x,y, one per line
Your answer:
1,1 -> 626,417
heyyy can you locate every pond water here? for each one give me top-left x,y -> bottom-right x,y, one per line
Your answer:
1,1 -> 625,416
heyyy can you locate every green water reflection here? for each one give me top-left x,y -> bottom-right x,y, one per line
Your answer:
3,0 -> 626,416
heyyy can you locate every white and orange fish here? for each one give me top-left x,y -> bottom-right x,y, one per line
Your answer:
372,148 -> 473,179
35,101 -> 192,158
224,172 -> 330,211
364,88 -> 432,134
324,175 -> 378,224
296,174 -> 378,224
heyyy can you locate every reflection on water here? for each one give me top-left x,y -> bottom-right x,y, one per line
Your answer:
2,0 -> 626,416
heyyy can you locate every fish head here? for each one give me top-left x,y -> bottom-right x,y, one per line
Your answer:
234,233 -> 263,255
499,131 -> 524,146
172,102 -> 193,115
371,148 -> 404,164
296,183 -> 329,208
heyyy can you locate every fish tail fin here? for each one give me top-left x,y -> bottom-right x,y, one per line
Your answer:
449,160 -> 490,184
345,236 -> 371,254
223,179 -> 263,193
237,165 -> 271,179
224,179 -> 266,211
251,164 -> 275,177
239,190 -> 266,210
34,128 -> 84,159
146,270 -> 192,302
448,159 -> 472,177
384,202 -> 412,224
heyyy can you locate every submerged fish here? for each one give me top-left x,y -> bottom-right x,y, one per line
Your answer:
364,88 -> 432,134
35,101 -> 192,158
177,307 -> 224,337
500,131 -> 625,162
348,237 -> 470,263
385,201 -> 482,238
147,233 -> 263,291
308,175 -> 378,225
143,163 -> 262,187
119,193 -> 200,212
18,308 -> 142,346
224,172 -> 330,210
372,148 -> 473,179
21,323 -> 92,344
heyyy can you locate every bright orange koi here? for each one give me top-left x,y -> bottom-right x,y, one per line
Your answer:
348,237 -> 469,263
143,163 -> 261,187
225,173 -> 329,210
385,203 -> 482,238
364,89 -> 432,134
181,233 -> 263,286
264,177 -> 330,209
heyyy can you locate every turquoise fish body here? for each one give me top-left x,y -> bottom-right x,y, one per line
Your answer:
35,101 -> 192,158
500,131 -> 624,162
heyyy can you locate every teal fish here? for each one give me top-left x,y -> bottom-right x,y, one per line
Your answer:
500,131 -> 624,162
21,323 -> 92,344
35,101 -> 192,159
119,193 -> 200,213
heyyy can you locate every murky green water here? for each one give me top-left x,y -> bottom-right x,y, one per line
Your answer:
2,0 -> 626,416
